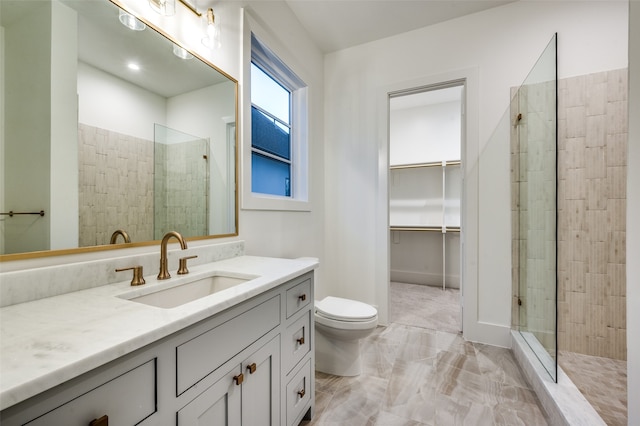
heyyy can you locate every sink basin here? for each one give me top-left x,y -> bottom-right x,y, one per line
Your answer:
125,274 -> 256,309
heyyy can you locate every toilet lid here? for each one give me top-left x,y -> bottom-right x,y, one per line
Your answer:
315,296 -> 377,322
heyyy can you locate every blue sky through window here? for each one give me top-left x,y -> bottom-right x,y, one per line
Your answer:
251,63 -> 290,125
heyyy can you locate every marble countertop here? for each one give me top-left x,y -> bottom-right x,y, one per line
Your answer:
0,255 -> 318,411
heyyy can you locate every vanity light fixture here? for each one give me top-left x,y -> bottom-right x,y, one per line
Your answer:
149,0 -> 176,16
118,10 -> 146,31
173,45 -> 193,60
201,8 -> 221,49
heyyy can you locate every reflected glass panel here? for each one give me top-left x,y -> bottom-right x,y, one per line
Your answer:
153,124 -> 209,240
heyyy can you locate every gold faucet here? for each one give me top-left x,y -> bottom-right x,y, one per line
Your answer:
110,229 -> 131,244
158,231 -> 188,280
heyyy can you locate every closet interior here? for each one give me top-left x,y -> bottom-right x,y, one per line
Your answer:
389,84 -> 463,291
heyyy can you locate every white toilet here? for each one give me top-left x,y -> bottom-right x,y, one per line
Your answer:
314,296 -> 378,376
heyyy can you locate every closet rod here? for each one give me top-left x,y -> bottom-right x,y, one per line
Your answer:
389,226 -> 460,232
390,160 -> 461,170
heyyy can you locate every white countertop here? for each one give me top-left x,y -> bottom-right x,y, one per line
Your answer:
0,255 -> 318,411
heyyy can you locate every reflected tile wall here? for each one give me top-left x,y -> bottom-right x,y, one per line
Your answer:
78,124 -> 154,246
557,69 -> 628,360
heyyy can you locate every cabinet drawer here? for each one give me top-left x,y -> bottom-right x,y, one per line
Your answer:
286,359 -> 312,426
176,295 -> 280,395
283,310 -> 311,374
25,359 -> 156,426
285,279 -> 311,319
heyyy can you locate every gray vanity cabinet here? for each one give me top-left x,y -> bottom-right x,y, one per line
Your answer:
0,348 -> 161,426
0,271 -> 314,426
177,336 -> 280,425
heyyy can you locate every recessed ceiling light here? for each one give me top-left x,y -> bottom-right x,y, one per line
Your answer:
127,63 -> 141,71
118,10 -> 146,31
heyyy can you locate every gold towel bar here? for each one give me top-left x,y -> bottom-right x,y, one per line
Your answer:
0,210 -> 45,217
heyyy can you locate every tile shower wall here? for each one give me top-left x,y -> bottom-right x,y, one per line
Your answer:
153,141 -> 209,240
78,124 -> 154,246
557,68 -> 628,360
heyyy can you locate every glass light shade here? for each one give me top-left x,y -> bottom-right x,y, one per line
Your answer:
173,45 -> 193,60
201,9 -> 221,49
118,10 -> 146,31
149,0 -> 176,16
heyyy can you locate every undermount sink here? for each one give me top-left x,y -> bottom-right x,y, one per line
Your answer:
124,274 -> 257,309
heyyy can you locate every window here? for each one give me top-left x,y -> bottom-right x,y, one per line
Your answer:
251,63 -> 292,196
250,34 -> 307,203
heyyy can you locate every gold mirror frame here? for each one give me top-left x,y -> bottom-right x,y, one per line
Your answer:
0,0 -> 239,262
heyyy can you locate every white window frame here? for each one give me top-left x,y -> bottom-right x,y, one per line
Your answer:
241,12 -> 310,211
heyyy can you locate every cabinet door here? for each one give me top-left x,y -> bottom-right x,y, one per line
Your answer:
177,363 -> 242,425
242,337 -> 281,426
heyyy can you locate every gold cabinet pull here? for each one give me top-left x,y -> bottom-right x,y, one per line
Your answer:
247,363 -> 257,374
89,415 -> 108,426
296,336 -> 305,345
233,373 -> 244,385
298,294 -> 307,301
297,388 -> 306,398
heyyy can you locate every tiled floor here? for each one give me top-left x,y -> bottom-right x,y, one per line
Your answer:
302,282 -> 549,425
559,351 -> 627,426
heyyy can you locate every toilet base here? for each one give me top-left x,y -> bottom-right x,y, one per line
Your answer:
315,327 -> 363,376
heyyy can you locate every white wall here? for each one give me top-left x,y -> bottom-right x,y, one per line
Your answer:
77,62 -> 166,141
324,1 -> 628,346
1,25 -> 5,255
2,4 -> 52,254
236,3 -> 325,290
49,0 -> 78,250
627,1 -> 639,423
390,101 -> 461,164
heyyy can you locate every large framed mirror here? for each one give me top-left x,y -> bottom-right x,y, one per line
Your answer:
0,0 -> 238,260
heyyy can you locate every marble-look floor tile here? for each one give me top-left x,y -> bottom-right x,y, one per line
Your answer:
303,282 -> 549,426
474,343 -> 532,388
559,350 -> 627,425
390,282 -> 461,334
383,359 -> 438,423
310,375 -> 388,425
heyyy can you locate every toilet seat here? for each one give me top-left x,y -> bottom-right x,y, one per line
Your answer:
315,296 -> 377,322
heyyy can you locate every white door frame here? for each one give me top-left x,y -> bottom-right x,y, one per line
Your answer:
375,68 -> 479,344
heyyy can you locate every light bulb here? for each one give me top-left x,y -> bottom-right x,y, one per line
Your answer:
201,8 -> 221,49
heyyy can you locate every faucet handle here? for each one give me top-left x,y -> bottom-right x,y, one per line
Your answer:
116,266 -> 146,286
177,255 -> 198,275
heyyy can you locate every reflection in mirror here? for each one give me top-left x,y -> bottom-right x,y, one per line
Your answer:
0,0 -> 238,258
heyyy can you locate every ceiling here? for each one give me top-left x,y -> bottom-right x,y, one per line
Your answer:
264,0 -> 514,53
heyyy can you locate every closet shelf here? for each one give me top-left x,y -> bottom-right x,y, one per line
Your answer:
390,160 -> 461,170
390,225 -> 460,233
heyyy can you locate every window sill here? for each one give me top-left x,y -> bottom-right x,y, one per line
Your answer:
241,193 -> 311,212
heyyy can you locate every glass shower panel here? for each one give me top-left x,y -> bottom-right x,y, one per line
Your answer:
512,34 -> 558,381
154,124 -> 210,240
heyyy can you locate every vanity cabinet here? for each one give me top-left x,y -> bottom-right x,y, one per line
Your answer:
178,336 -> 280,425
0,271 -> 315,426
13,358 -> 157,426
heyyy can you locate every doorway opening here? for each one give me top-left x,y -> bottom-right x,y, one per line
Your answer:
388,82 -> 465,333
